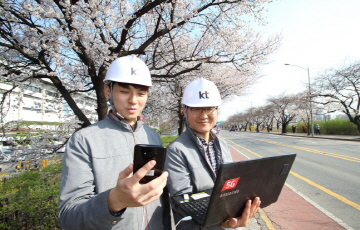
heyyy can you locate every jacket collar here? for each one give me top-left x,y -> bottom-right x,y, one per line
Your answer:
107,111 -> 144,132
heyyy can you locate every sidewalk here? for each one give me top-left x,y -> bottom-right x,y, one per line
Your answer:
229,144 -> 349,230
257,131 -> 360,142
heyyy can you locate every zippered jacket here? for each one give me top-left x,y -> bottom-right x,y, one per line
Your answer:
165,128 -> 237,230
58,114 -> 170,230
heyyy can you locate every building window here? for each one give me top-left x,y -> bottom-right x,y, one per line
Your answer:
26,86 -> 41,93
46,90 -> 59,97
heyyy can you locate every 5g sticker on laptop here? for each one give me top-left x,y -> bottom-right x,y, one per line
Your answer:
221,177 -> 240,192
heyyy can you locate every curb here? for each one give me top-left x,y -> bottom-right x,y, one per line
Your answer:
250,131 -> 360,142
258,209 -> 276,230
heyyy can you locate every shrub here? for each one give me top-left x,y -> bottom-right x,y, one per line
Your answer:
0,164 -> 62,229
321,119 -> 358,135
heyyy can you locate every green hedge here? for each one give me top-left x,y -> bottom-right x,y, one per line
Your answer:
288,119 -> 359,135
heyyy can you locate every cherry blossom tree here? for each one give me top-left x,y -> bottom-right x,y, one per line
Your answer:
146,63 -> 266,134
312,62 -> 360,133
267,93 -> 300,133
0,0 -> 280,129
260,104 -> 276,132
293,91 -> 312,135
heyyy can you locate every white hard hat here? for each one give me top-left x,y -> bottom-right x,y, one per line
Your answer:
182,78 -> 222,107
104,55 -> 152,86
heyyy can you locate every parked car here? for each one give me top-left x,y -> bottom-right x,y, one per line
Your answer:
42,149 -> 54,154
2,155 -> 11,163
10,155 -> 17,162
1,149 -> 13,155
16,156 -> 26,161
56,146 -> 66,153
229,126 -> 236,132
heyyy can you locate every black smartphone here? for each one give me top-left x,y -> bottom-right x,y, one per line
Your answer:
133,144 -> 166,184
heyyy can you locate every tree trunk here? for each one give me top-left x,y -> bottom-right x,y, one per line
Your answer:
177,99 -> 185,135
281,122 -> 287,133
352,115 -> 360,134
49,76 -> 91,128
92,68 -> 108,121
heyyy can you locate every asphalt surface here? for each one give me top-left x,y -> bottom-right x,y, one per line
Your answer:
228,131 -> 359,230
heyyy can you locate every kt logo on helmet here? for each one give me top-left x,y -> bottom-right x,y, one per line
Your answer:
221,178 -> 240,192
199,91 -> 209,99
131,67 -> 138,75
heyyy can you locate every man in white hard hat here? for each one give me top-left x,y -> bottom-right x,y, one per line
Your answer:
58,55 -> 170,230
165,78 -> 260,230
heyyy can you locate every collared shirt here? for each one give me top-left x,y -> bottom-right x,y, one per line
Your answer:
195,133 -> 219,174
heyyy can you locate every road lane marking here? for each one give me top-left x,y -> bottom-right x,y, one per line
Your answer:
227,133 -> 360,163
290,171 -> 360,211
224,137 -> 360,212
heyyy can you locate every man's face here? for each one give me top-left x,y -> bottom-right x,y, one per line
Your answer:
183,107 -> 218,136
105,83 -> 148,126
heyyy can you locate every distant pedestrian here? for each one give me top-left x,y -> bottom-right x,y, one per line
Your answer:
302,126 -> 306,133
315,124 -> 321,135
292,125 -> 297,134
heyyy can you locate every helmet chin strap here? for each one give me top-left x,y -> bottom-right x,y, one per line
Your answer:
108,82 -> 125,120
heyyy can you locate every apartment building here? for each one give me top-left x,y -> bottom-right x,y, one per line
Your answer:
0,79 -> 98,126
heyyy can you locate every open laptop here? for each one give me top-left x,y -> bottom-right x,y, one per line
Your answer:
172,153 -> 297,227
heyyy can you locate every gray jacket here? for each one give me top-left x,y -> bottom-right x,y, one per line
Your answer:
165,128 -> 235,230
58,115 -> 170,230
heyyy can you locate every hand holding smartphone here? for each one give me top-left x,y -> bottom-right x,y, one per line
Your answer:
133,144 -> 166,184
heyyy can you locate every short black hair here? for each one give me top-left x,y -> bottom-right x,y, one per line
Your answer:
112,82 -> 149,91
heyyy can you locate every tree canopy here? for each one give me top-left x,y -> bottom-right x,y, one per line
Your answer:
0,0 -> 280,128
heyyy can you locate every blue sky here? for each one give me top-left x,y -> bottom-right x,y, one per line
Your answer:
218,0 -> 360,121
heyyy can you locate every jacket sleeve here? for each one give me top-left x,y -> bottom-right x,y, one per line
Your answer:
165,144 -> 193,197
58,134 -> 123,230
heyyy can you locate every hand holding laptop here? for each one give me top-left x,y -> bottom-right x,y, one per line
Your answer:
221,197 -> 261,228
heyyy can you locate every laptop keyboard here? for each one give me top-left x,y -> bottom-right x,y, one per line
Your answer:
182,197 -> 210,217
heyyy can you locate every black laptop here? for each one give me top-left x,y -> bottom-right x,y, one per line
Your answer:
172,153 -> 297,227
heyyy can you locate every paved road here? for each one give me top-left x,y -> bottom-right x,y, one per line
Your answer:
221,131 -> 359,230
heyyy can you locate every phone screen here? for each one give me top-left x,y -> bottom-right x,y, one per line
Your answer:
133,144 -> 166,184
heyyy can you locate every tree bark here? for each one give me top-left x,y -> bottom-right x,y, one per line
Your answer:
49,76 -> 91,128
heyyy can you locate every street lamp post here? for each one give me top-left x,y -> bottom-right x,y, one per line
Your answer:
284,63 -> 314,137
